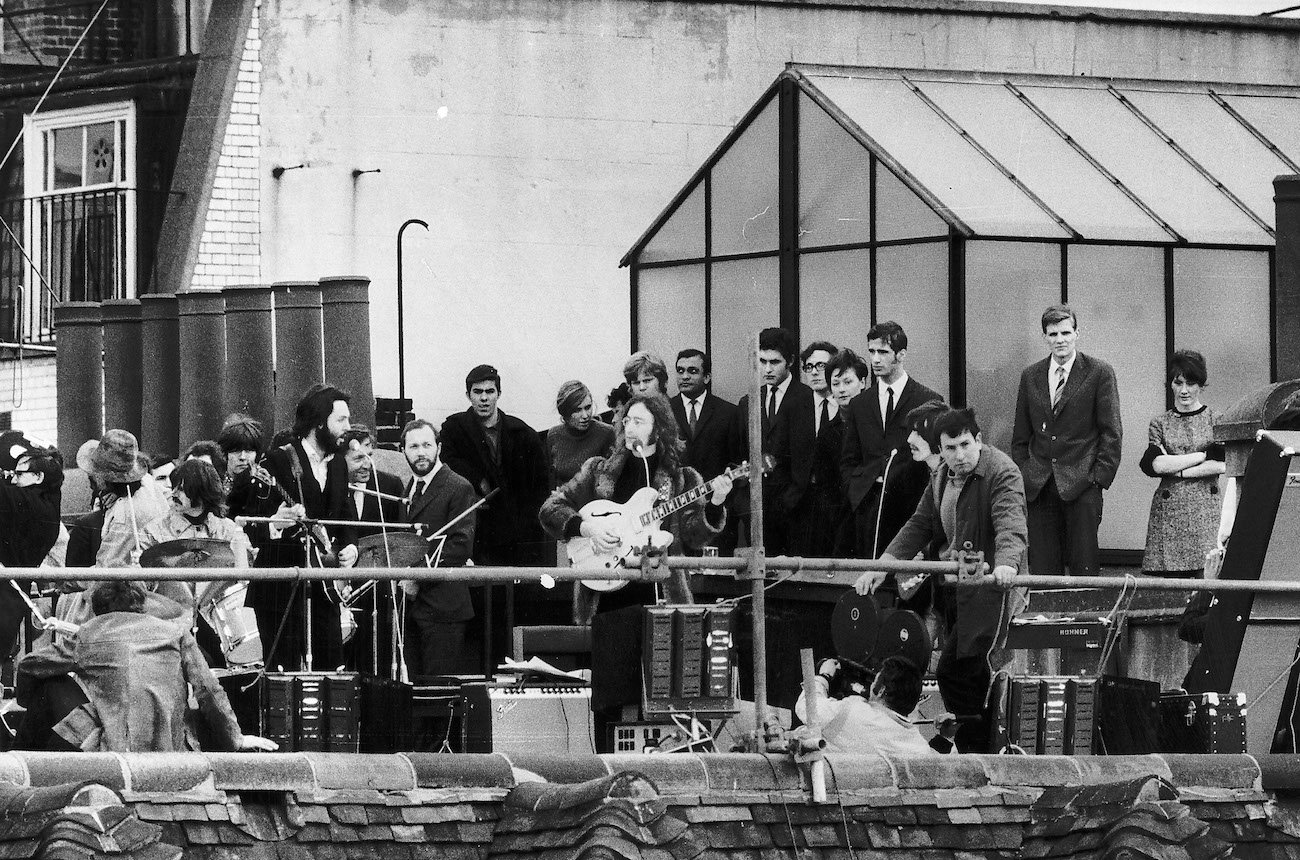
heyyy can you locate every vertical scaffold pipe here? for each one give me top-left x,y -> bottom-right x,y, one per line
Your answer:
748,331 -> 768,748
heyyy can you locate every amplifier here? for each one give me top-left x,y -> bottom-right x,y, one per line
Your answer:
460,682 -> 594,755
990,675 -> 1157,754
1159,691 -> 1247,754
610,721 -> 672,753
258,672 -> 412,753
642,604 -> 735,716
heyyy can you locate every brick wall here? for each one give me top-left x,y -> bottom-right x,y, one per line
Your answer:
191,0 -> 260,289
2,0 -> 146,64
0,355 -> 57,445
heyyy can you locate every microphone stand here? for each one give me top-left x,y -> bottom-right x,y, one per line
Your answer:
872,449 -> 899,559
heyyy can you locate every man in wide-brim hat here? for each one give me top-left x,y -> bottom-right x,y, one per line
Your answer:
77,430 -> 168,569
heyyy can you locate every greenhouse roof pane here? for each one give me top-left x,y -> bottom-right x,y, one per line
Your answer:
805,73 -> 1070,239
1016,84 -> 1271,244
913,80 -> 1168,243
1117,88 -> 1288,235
1220,93 -> 1300,171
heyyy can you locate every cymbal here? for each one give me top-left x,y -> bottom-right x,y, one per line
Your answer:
356,532 -> 429,568
139,538 -> 236,568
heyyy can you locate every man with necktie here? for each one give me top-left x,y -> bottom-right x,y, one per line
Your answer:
670,348 -> 742,553
841,321 -> 943,563
400,418 -> 478,679
1012,304 -> 1122,577
732,327 -> 814,555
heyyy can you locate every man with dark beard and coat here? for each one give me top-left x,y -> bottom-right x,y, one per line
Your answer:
540,393 -> 732,625
255,384 -> 351,671
399,419 -> 477,679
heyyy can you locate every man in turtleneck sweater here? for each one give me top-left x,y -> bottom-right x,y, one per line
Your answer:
539,392 -> 732,625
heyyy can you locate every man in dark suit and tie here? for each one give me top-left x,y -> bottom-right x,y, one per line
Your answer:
400,419 -> 478,679
733,327 -> 815,555
671,348 -> 741,553
1012,304 -> 1122,577
335,427 -> 406,674
840,321 -> 943,561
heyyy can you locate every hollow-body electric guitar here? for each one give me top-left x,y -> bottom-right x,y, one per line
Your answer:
569,462 -> 750,591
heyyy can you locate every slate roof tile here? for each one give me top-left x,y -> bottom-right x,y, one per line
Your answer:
866,823 -> 901,848
184,822 -> 221,844
947,807 -> 982,825
330,804 -> 367,825
682,806 -> 753,823
703,821 -> 773,848
882,807 -> 916,826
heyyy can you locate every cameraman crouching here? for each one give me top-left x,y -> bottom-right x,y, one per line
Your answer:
794,655 -> 935,756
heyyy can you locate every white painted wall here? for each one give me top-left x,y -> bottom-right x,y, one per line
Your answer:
255,0 -> 1300,434
0,355 -> 58,445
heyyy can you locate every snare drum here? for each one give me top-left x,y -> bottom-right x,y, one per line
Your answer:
201,582 -> 262,669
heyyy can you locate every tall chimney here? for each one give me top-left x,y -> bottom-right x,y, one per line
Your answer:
139,294 -> 181,457
177,291 -> 228,445
53,302 -> 103,451
100,298 -> 142,440
1275,175 -> 1300,379
320,275 -> 375,431
222,284 -> 275,432
272,281 -> 325,430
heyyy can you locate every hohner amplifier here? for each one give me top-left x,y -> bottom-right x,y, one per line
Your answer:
460,682 -> 594,755
642,604 -> 735,716
259,672 -> 412,752
991,675 -> 1158,754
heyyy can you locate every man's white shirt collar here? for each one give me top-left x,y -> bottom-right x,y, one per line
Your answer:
877,371 -> 909,420
1048,352 -> 1078,390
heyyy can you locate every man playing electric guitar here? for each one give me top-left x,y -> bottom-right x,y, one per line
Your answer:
540,393 -> 733,626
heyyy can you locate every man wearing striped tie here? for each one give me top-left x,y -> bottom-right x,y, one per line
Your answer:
1012,305 -> 1123,577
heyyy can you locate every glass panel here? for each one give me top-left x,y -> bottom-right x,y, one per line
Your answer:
805,74 -> 1068,239
711,97 -> 778,256
965,241 -> 1062,451
1120,89 -> 1290,233
1173,249 -> 1270,408
50,127 -> 82,190
636,264 -> 706,372
709,256 -> 779,400
875,162 -> 947,242
640,181 -> 705,264
798,94 -> 870,249
1220,94 -> 1300,171
1021,85 -> 1270,245
1067,245 -> 1165,553
917,81 -> 1167,243
85,122 -> 116,186
798,249 -> 871,354
875,242 -> 949,402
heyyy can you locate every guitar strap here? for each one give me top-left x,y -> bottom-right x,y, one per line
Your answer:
278,443 -> 305,506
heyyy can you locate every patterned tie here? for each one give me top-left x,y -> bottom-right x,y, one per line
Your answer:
819,398 -> 830,437
884,386 -> 895,427
1052,365 -> 1067,412
688,399 -> 699,437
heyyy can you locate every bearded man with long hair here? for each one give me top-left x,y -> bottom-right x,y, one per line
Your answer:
540,392 -> 733,625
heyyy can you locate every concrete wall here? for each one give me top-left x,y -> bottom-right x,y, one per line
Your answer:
257,0 -> 1300,431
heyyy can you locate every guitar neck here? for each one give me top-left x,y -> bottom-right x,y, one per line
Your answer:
640,480 -> 714,526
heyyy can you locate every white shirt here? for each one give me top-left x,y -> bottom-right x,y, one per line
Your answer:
814,393 -> 838,434
795,677 -> 936,757
301,439 -> 333,492
764,375 -> 792,417
1047,352 -> 1078,400
353,488 -> 366,518
877,371 -> 910,426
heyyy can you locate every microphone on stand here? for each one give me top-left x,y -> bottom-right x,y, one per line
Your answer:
872,448 -> 899,559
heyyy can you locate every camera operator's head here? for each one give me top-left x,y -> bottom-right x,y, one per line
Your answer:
869,656 -> 923,716
90,581 -> 147,616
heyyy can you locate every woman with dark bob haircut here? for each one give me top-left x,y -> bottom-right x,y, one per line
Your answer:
545,380 -> 615,488
1139,350 -> 1226,578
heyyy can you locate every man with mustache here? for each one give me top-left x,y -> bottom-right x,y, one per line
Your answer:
401,418 -> 477,679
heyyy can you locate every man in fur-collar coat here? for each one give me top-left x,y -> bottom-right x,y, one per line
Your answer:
540,393 -> 732,625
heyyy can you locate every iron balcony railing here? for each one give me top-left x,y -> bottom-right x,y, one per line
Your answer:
0,187 -> 170,345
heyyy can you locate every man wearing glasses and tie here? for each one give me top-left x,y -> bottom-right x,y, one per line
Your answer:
1012,305 -> 1123,578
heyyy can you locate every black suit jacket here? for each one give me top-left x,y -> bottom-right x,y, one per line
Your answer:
404,465 -> 477,622
840,377 -> 943,510
439,409 -> 548,565
1011,352 -> 1123,502
256,440 -> 349,570
671,392 -> 742,481
734,379 -> 816,513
